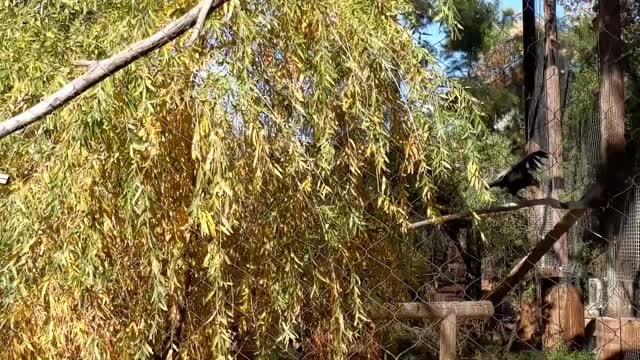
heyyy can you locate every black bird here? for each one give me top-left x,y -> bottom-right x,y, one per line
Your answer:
488,150 -> 548,199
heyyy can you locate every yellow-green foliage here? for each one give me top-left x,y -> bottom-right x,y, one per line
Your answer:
0,0 -> 488,358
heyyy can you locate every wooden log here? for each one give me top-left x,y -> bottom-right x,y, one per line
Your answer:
541,280 -> 585,349
368,301 -> 494,321
440,313 -> 457,360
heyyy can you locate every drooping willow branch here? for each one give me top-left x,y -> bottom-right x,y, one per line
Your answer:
0,0 -> 229,140
407,187 -> 603,230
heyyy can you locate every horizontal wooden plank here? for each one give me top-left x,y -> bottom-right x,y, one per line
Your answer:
437,284 -> 467,293
368,301 -> 494,320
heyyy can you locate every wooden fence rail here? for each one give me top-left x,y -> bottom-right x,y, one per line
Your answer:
369,301 -> 494,360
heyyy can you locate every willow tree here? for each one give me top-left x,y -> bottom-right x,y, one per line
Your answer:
0,0 -> 488,358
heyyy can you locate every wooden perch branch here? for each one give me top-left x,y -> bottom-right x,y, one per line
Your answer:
407,197 -> 580,230
0,0 -> 229,140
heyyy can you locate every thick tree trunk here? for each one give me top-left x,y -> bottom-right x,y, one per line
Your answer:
523,0 -> 536,139
598,0 -> 625,164
598,0 -> 629,318
541,0 -> 584,349
544,0 -> 567,267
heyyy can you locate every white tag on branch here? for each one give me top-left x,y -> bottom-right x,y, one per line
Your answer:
0,173 -> 9,185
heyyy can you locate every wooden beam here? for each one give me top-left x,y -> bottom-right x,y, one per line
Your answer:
368,301 -> 494,320
485,208 -> 586,304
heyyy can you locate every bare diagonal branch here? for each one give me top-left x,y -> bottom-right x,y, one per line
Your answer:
186,0 -> 216,47
408,197 -> 576,230
0,0 -> 228,140
485,208 -> 586,304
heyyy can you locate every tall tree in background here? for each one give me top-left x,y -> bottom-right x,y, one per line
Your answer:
598,0 -> 629,317
540,0 -> 582,349
523,0 -> 537,141
544,0 -> 567,266
438,0 -> 527,147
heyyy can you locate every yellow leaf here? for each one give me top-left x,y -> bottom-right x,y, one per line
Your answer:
19,284 -> 28,297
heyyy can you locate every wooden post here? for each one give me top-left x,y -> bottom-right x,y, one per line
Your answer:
368,301 -> 494,360
440,313 -> 457,360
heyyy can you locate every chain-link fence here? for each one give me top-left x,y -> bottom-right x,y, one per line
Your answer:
357,0 -> 640,358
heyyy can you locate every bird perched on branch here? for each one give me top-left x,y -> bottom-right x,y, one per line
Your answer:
488,150 -> 548,200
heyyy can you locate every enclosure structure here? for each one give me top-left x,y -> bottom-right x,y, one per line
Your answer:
523,5 -> 640,360
370,301 -> 494,360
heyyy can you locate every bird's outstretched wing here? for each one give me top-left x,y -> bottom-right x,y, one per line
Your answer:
511,150 -> 548,174
488,150 -> 548,187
